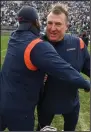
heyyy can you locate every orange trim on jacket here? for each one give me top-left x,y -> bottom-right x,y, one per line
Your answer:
24,38 -> 43,71
79,38 -> 85,49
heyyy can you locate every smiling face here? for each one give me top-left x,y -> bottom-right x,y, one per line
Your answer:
46,12 -> 68,42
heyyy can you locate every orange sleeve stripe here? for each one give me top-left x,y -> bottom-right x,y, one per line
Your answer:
24,38 -> 43,71
79,38 -> 85,49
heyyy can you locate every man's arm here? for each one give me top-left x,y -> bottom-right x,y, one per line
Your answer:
30,41 -> 90,90
81,45 -> 90,77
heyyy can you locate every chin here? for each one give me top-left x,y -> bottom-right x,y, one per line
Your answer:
50,40 -> 57,42
49,38 -> 57,42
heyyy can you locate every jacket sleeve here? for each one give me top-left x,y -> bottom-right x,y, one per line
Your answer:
30,41 -> 90,89
81,45 -> 90,77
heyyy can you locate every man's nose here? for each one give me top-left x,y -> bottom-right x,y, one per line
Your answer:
51,24 -> 56,31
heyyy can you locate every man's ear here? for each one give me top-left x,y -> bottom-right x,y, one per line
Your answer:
36,19 -> 41,28
66,22 -> 69,31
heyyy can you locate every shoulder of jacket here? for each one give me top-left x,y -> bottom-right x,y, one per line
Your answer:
66,34 -> 79,40
64,34 -> 79,44
68,34 -> 85,49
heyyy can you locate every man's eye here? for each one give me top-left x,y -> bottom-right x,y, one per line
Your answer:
56,23 -> 62,26
48,22 -> 52,25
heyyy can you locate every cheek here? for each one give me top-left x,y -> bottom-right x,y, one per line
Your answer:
58,27 -> 67,34
46,27 -> 50,33
46,29 -> 52,37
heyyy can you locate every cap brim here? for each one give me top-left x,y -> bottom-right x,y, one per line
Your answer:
17,23 -> 31,30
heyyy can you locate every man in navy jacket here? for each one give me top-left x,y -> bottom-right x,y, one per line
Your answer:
37,4 -> 90,131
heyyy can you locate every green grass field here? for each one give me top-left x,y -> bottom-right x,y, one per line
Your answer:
1,34 -> 90,131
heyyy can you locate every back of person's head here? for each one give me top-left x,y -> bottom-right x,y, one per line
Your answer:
48,3 -> 69,22
17,6 -> 40,31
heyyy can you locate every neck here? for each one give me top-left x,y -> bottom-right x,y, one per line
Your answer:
30,25 -> 40,36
